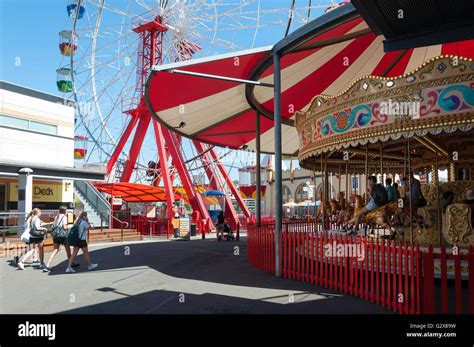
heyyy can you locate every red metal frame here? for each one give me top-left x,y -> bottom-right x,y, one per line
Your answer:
161,127 -> 213,227
207,146 -> 252,218
104,15 -> 241,231
193,141 -> 239,227
120,112 -> 151,182
152,119 -> 174,218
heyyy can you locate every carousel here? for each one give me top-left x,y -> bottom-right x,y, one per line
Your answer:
295,55 -> 474,247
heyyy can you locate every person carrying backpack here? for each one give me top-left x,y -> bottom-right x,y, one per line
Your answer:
65,212 -> 98,273
43,206 -> 79,272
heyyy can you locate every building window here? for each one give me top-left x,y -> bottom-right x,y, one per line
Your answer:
282,185 -> 291,203
0,114 -> 29,129
295,183 -> 308,202
0,114 -> 57,135
457,166 -> 470,181
352,176 -> 359,191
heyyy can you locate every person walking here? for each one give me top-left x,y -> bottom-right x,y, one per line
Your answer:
17,208 -> 50,270
43,206 -> 79,272
65,212 -> 98,273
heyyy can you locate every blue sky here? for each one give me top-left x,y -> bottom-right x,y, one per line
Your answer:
1,0 -> 68,95
1,1 -> 326,178
1,0 -> 326,95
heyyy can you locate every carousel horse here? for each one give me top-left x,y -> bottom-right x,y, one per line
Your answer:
347,195 -> 397,235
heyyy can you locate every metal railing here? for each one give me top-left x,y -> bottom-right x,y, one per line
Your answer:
0,211 -> 62,243
74,180 -> 111,223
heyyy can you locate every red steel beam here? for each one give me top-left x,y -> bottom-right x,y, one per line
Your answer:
161,128 -> 213,227
106,114 -> 139,175
152,119 -> 175,218
193,141 -> 239,226
208,147 -> 252,218
120,112 -> 151,182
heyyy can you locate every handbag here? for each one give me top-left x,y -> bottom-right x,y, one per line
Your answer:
29,217 -> 46,238
52,215 -> 68,238
20,220 -> 31,243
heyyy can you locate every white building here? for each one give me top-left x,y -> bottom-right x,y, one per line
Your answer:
0,81 -> 105,215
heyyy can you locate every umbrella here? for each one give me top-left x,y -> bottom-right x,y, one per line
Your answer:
202,190 -> 226,197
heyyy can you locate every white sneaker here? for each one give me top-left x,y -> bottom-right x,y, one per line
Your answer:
17,262 -> 25,270
88,263 -> 98,271
65,267 -> 76,273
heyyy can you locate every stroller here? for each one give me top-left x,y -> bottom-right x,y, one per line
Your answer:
216,223 -> 235,241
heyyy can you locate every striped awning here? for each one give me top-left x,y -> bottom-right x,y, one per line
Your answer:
145,4 -> 474,156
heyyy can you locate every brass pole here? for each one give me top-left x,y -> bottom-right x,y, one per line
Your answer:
407,139 -> 413,242
435,152 -> 441,243
365,145 -> 369,204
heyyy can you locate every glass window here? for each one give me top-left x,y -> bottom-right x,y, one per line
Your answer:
352,176 -> 359,190
282,185 -> 291,203
29,121 -> 57,134
295,183 -> 308,202
0,114 -> 58,135
0,114 -> 29,129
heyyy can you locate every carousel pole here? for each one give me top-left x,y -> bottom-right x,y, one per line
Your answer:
365,145 -> 369,204
407,139 -> 413,242
321,153 -> 325,230
380,143 -> 384,184
338,165 -> 341,195
434,152 -> 441,242
256,112 -> 261,226
345,162 -> 349,203
273,52 -> 282,277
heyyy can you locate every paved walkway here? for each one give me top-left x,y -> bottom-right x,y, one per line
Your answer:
0,236 -> 390,314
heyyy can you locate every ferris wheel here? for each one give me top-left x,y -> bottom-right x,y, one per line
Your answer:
57,0 -> 337,192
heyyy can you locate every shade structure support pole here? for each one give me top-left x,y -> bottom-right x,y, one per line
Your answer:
207,146 -> 252,219
161,128 -> 213,228
273,53 -> 282,277
121,112 -> 152,182
193,141 -> 240,228
152,119 -> 175,219
107,114 -> 140,175
256,111 -> 262,226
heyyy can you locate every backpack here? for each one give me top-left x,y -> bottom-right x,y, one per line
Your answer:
66,224 -> 80,246
52,215 -> 68,238
373,184 -> 388,206
19,219 -> 31,243
66,220 -> 87,247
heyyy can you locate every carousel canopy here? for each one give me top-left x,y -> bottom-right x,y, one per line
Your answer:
145,2 -> 474,156
94,182 -> 180,203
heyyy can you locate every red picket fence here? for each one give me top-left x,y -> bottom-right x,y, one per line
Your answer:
247,221 -> 474,314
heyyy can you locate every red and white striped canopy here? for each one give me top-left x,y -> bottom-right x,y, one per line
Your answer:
146,13 -> 474,156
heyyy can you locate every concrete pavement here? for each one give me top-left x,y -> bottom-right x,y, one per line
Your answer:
0,236 -> 391,314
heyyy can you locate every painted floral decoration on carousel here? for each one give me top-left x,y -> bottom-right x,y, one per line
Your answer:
295,56 -> 474,146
